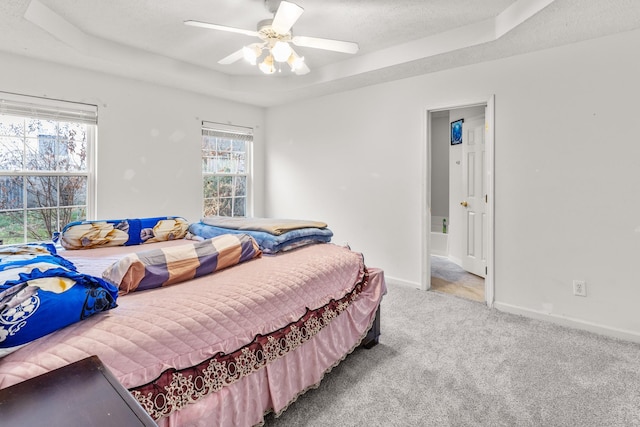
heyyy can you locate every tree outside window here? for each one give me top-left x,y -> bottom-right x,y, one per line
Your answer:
202,124 -> 251,218
0,105 -> 94,244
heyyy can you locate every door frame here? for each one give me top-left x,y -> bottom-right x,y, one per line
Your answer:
421,95 -> 495,306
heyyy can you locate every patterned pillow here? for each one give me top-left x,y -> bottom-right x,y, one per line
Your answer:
102,234 -> 261,295
57,216 -> 189,250
0,243 -> 118,357
0,243 -> 76,272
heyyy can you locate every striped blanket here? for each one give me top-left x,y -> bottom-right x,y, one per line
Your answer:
102,234 -> 261,295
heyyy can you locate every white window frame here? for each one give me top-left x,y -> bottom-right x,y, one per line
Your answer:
0,92 -> 97,244
201,121 -> 253,218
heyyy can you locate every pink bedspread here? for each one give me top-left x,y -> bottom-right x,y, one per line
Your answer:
0,241 -> 386,426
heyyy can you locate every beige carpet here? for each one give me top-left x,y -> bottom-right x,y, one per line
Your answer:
430,255 -> 485,302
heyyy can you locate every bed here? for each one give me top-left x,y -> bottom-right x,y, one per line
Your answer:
0,219 -> 386,426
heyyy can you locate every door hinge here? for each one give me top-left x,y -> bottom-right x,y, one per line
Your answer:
485,194 -> 488,203
485,266 -> 488,275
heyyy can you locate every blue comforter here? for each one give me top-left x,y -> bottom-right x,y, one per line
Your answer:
0,243 -> 118,357
188,222 -> 333,254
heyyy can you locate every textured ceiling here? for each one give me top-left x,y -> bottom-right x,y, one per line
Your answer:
1,0 -> 640,107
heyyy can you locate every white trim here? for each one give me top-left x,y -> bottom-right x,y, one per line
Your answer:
421,109 -> 430,290
87,124 -> 98,219
385,276 -> 422,290
494,302 -> 640,344
484,95 -> 495,307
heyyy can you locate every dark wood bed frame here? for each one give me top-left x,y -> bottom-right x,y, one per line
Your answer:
361,306 -> 381,349
0,356 -> 156,426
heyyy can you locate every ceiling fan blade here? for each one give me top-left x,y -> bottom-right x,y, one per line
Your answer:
292,35 -> 359,54
271,1 -> 304,35
218,49 -> 245,65
293,61 -> 310,75
184,20 -> 258,37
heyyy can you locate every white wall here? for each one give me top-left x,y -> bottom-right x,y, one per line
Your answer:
265,28 -> 640,341
430,114 -> 449,221
3,28 -> 638,341
0,52 -> 265,223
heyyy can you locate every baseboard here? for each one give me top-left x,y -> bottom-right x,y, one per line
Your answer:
384,276 -> 421,290
494,302 -> 640,344
382,278 -> 640,343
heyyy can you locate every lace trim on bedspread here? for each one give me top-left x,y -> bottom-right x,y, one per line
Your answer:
255,294 -> 382,427
129,266 -> 370,421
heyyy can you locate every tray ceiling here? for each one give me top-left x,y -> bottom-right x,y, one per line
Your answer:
1,0 -> 639,106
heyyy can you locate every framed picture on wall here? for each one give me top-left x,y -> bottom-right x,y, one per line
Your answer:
450,118 -> 464,145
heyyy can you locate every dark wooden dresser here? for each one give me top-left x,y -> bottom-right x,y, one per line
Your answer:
0,355 -> 157,426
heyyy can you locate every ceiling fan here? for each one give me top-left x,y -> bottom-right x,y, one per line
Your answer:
184,0 -> 359,75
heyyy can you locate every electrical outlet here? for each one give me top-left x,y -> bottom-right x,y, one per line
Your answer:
573,280 -> 587,297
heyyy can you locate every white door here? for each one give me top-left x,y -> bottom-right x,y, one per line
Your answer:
460,114 -> 487,277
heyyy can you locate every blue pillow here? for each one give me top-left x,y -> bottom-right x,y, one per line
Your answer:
0,242 -> 76,272
56,216 -> 189,249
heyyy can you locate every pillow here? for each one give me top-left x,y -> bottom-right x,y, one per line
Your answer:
57,216 -> 189,250
1,243 -> 71,291
102,233 -> 261,295
1,245 -> 118,357
0,243 -> 77,272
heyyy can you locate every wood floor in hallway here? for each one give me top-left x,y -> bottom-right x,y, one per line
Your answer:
430,255 -> 485,302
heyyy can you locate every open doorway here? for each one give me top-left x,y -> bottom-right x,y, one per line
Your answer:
422,97 -> 495,306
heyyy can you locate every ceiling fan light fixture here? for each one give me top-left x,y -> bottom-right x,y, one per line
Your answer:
186,1 -> 359,76
259,54 -> 276,74
287,52 -> 305,71
242,44 -> 262,65
271,41 -> 292,62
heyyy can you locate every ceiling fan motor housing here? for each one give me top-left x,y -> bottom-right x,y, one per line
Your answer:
257,19 -> 291,42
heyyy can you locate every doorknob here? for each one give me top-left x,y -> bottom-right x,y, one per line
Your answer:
460,201 -> 468,207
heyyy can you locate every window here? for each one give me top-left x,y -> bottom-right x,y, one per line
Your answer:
201,122 -> 252,217
0,93 -> 97,245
